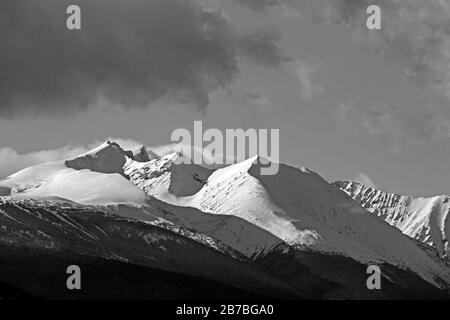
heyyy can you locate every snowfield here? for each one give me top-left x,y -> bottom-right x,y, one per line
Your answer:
175,156 -> 449,287
336,181 -> 450,260
1,140 -> 449,291
0,141 -> 147,206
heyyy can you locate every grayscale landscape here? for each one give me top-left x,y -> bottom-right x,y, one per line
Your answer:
1,0 -> 450,300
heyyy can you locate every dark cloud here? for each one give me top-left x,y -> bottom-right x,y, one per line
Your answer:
322,0 -> 450,97
316,1 -> 450,101
238,29 -> 290,67
321,0 -> 450,147
0,0 -> 286,118
237,0 -> 450,102
236,0 -> 450,147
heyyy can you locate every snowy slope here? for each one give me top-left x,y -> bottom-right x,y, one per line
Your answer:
65,140 -> 131,175
125,151 -> 450,287
0,141 -> 148,206
124,152 -> 212,198
145,198 -> 283,258
4,197 -> 443,299
172,156 -> 450,287
335,181 -> 450,260
2,140 -> 450,289
124,153 -> 284,257
0,143 -> 283,259
0,197 -> 298,298
0,161 -> 147,206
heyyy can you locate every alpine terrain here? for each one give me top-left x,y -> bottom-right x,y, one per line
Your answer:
0,140 -> 449,299
336,181 -> 450,262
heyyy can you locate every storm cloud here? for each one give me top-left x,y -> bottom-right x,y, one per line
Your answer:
0,0 -> 286,118
238,29 -> 289,67
236,0 -> 450,102
317,0 -> 450,101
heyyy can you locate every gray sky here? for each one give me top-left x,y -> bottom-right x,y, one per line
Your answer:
1,0 -> 450,197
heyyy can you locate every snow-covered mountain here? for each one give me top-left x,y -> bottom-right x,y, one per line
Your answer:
335,181 -> 450,261
0,141 -> 148,206
1,140 -> 450,298
125,152 -> 212,198
124,153 -> 283,258
0,197 -> 298,299
127,153 -> 450,288
0,142 -> 284,258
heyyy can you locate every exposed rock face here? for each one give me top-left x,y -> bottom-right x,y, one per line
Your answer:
335,181 -> 450,260
130,145 -> 151,162
65,141 -> 130,175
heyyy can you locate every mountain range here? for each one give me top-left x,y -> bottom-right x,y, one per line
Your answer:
0,140 -> 449,299
336,181 -> 449,262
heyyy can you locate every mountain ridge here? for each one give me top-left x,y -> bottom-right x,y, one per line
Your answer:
1,140 -> 449,296
335,180 -> 450,261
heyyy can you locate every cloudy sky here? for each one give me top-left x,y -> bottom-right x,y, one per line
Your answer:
1,0 -> 450,197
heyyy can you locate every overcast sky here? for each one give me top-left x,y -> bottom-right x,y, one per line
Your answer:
1,0 -> 450,197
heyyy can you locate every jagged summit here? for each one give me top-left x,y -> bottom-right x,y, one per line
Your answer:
130,145 -> 152,162
334,180 -> 389,195
66,140 -> 130,175
0,140 -> 148,205
65,140 -> 151,176
125,151 -> 212,197
1,140 -> 450,290
175,160 -> 450,287
336,180 -> 450,260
